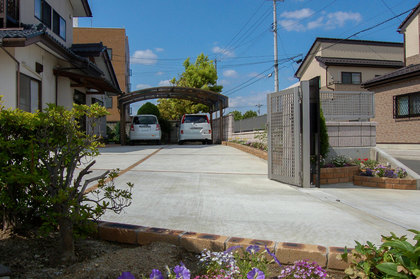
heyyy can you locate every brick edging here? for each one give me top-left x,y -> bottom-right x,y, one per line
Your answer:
96,221 -> 351,271
353,175 -> 417,190
222,141 -> 268,160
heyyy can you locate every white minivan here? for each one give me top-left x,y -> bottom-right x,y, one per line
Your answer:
129,114 -> 161,144
178,114 -> 212,144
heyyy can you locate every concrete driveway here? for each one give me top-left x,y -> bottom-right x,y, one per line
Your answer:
91,144 -> 420,248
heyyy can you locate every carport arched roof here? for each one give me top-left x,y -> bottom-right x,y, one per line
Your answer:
118,86 -> 228,111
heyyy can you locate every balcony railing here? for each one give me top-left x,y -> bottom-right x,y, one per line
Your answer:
320,91 -> 374,121
0,0 -> 19,28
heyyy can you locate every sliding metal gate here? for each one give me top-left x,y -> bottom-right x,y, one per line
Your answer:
267,82 -> 311,187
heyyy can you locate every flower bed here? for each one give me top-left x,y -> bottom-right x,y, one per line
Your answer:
353,158 -> 417,190
317,166 -> 359,185
223,141 -> 268,160
353,176 -> 417,190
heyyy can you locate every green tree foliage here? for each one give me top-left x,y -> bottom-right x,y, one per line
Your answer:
242,110 -> 258,119
320,108 -> 329,158
136,102 -> 160,117
0,100 -> 133,262
231,110 -> 243,121
157,53 -> 222,120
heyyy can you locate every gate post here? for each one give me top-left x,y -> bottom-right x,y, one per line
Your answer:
120,103 -> 127,145
219,102 -> 223,143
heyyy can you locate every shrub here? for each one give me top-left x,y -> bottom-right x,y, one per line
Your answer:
137,102 -> 160,117
320,108 -> 329,158
341,230 -> 420,279
0,102 -> 133,262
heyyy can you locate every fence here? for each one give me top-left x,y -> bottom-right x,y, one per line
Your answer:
233,114 -> 267,133
320,91 -> 374,121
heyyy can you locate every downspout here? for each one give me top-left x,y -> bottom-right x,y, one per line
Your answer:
0,45 -> 20,107
325,65 -> 334,90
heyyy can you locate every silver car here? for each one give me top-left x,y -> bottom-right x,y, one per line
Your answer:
178,114 -> 212,144
129,114 -> 161,144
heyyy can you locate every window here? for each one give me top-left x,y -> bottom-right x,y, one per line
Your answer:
105,96 -> 113,108
53,10 -> 66,40
394,92 -> 420,118
19,74 -> 41,113
342,72 -> 361,84
35,0 -> 51,28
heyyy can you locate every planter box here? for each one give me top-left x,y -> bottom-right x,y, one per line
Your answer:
222,141 -> 268,160
353,175 -> 417,190
317,166 -> 359,185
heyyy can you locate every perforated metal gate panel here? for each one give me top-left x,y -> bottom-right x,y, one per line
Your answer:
267,87 -> 302,186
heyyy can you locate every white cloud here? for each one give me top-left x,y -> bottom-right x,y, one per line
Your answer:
156,71 -> 164,76
219,79 -> 231,86
229,90 -> 270,111
212,46 -> 235,58
223,69 -> 238,78
131,49 -> 158,65
155,48 -> 164,52
325,12 -> 362,29
158,79 -> 172,86
281,8 -> 313,19
307,17 -> 324,30
279,10 -> 362,32
136,83 -> 151,90
279,19 -> 306,32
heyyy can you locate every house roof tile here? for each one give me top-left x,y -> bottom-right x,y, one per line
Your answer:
315,56 -> 404,68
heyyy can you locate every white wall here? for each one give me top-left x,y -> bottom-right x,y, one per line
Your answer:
0,48 -> 18,108
405,14 -> 420,59
20,0 -> 74,47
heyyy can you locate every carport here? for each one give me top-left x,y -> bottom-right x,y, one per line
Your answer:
118,86 -> 229,145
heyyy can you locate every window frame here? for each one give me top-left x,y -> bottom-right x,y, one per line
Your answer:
19,73 -> 42,113
52,9 -> 66,40
341,72 -> 362,85
394,92 -> 420,119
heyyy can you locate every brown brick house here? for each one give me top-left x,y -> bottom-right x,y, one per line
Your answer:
73,27 -> 130,124
363,3 -> 420,144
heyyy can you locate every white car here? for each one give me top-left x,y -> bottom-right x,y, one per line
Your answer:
178,114 -> 212,144
129,114 -> 161,144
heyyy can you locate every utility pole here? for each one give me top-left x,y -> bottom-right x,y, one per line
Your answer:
256,104 -> 263,116
272,0 -> 283,93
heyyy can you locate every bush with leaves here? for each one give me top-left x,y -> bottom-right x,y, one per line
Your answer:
0,101 -> 133,262
137,102 -> 160,117
341,230 -> 420,279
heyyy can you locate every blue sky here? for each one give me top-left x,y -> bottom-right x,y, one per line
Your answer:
78,0 -> 419,115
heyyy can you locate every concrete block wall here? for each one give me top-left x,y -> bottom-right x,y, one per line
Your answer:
327,121 -> 376,148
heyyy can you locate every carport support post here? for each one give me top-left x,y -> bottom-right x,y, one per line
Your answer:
219,102 -> 223,143
120,103 -> 127,145
210,111 -> 213,143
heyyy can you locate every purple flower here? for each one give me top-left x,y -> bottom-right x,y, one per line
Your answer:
265,246 -> 281,266
247,268 -> 265,279
173,263 -> 191,279
118,272 -> 136,279
226,245 -> 241,253
150,269 -> 163,279
246,245 -> 260,254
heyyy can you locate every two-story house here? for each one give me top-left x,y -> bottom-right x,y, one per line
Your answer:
0,0 -> 120,135
295,37 -> 404,92
363,3 -> 420,145
73,27 -> 130,126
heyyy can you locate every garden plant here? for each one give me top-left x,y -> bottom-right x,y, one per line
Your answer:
116,245 -> 328,279
0,99 -> 133,262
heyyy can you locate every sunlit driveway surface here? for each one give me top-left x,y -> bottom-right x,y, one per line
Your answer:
90,144 -> 420,247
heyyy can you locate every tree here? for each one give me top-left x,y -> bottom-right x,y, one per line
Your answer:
0,101 -> 133,262
242,110 -> 258,119
157,53 -> 222,120
137,102 -> 160,117
320,108 -> 329,158
231,110 -> 243,121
